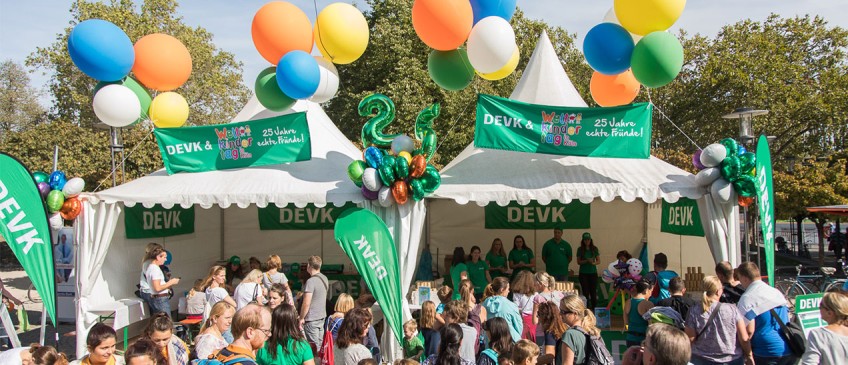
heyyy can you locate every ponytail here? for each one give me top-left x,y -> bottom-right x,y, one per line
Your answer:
580,309 -> 600,337
701,276 -> 721,313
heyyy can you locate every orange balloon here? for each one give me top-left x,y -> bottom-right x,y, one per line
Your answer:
252,1 -> 314,65
391,181 -> 410,205
60,197 -> 82,220
412,0 -> 473,51
409,155 -> 427,178
738,196 -> 755,207
590,70 -> 641,107
132,34 -> 192,91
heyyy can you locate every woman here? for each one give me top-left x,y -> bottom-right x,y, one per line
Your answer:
422,323 -> 475,365
482,277 -> 523,342
560,294 -> 602,365
256,304 -> 315,365
263,255 -> 293,301
421,301 -> 442,358
508,235 -> 535,280
536,302 -> 566,365
532,272 -> 564,329
459,279 -> 487,350
333,308 -> 374,365
139,244 -> 180,317
202,265 -> 237,309
143,312 -> 190,365
467,246 -> 492,298
800,290 -> 848,365
511,270 -> 537,341
30,345 -> 69,365
267,283 -> 291,311
234,269 -> 265,310
684,275 -> 749,365
450,247 -> 469,291
477,317 -> 514,365
327,293 -> 355,340
194,301 -> 235,361
70,323 -> 125,365
225,255 -> 243,286
575,232 -> 600,310
486,239 -> 509,279
124,339 -> 166,365
623,280 -> 654,347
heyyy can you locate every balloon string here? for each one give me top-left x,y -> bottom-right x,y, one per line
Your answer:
92,128 -> 155,192
433,85 -> 478,156
647,89 -> 701,150
312,0 -> 334,62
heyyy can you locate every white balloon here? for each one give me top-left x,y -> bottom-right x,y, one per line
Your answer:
467,16 -> 516,74
711,178 -> 735,203
362,168 -> 383,192
49,212 -> 64,230
700,143 -> 727,168
607,261 -> 621,277
62,177 -> 85,198
309,56 -> 340,103
694,168 -> 721,187
378,186 -> 395,207
391,135 -> 415,155
93,84 -> 141,127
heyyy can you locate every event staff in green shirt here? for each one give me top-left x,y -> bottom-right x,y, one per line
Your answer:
449,246 -> 468,291
486,238 -> 509,279
508,235 -> 535,280
466,246 -> 491,296
542,227 -> 572,281
575,232 -> 600,310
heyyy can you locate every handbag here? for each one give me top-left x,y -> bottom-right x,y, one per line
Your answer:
16,304 -> 30,332
769,308 -> 805,356
694,303 -> 721,340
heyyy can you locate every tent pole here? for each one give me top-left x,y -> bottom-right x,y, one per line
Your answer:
220,207 -> 225,260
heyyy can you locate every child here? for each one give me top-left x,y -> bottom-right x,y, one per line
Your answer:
435,285 -> 452,328
643,253 -> 679,304
656,277 -> 695,320
403,319 -> 425,362
420,301 -> 441,358
511,340 -> 540,365
185,279 -> 207,320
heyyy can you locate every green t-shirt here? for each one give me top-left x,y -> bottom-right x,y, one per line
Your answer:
450,263 -> 468,289
542,239 -> 572,276
466,260 -> 489,294
256,338 -> 314,365
403,334 -> 425,362
508,248 -> 534,275
486,252 -> 508,275
562,328 -> 587,365
576,246 -> 599,274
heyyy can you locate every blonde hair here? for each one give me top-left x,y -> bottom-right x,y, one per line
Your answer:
420,301 -> 436,329
308,255 -> 322,270
511,270 -> 536,295
644,324 -> 691,365
200,301 -> 235,333
459,279 -> 475,304
403,319 -> 418,332
822,290 -> 848,326
335,293 -> 355,313
535,272 -> 555,290
266,255 -> 282,270
243,269 -> 263,284
201,265 -> 226,290
481,283 -> 495,302
511,339 -> 540,364
701,275 -> 722,312
560,294 -> 600,336
437,285 -> 453,302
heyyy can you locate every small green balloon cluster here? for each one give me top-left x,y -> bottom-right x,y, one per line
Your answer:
348,94 -> 442,206
717,138 -> 757,198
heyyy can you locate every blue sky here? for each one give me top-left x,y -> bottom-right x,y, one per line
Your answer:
1,0 -> 846,107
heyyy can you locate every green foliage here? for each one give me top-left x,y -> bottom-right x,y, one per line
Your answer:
0,60 -> 46,137
26,0 -> 249,128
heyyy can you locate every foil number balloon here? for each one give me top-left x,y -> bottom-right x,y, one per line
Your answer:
359,94 -> 401,148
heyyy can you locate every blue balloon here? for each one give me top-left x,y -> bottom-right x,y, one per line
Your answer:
737,145 -> 747,156
364,147 -> 384,169
583,23 -> 634,75
67,19 -> 135,81
49,171 -> 67,191
470,0 -> 517,24
275,51 -> 320,100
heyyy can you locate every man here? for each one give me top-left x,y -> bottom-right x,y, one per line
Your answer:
715,261 -> 745,304
300,255 -> 329,348
622,323 -> 692,365
443,300 -> 478,362
211,303 -> 272,364
643,253 -> 678,304
736,262 -> 794,365
541,227 -> 572,281
54,233 -> 73,282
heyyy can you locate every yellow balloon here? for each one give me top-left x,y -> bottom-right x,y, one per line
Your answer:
150,92 -> 189,128
398,151 -> 413,165
614,0 -> 686,36
478,47 -> 519,81
314,3 -> 369,64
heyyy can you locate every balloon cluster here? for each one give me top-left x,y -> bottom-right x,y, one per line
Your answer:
347,94 -> 442,206
68,19 -> 194,128
251,1 -> 368,111
601,258 -> 643,291
412,0 -> 520,91
585,1 -> 686,107
692,138 -> 758,207
32,171 -> 85,228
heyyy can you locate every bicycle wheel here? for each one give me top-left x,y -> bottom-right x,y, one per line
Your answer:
825,279 -> 847,292
27,283 -> 42,303
775,280 -> 803,310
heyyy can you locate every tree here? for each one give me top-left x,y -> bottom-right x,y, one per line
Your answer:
26,0 -> 249,128
0,60 -> 46,137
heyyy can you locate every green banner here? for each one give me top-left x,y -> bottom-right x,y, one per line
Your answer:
154,113 -> 311,174
756,136 -> 776,286
660,198 -> 705,237
474,94 -> 653,158
795,293 -> 825,337
258,203 -> 357,230
124,204 -> 195,239
600,330 -> 628,364
484,201 -> 590,229
334,207 -> 403,344
0,153 -> 56,325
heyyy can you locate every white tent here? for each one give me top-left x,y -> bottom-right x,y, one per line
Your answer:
74,99 -> 425,358
429,31 -> 731,278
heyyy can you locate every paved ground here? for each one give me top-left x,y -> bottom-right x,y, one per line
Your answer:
1,269 -> 77,356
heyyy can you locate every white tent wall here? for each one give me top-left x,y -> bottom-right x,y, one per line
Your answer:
645,202 -> 716,275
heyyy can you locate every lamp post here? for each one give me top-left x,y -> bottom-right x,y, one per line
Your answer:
722,107 -> 769,264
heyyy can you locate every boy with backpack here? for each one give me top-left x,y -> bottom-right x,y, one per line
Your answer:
643,253 -> 679,304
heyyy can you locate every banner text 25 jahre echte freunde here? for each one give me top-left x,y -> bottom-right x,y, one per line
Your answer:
473,94 -> 653,158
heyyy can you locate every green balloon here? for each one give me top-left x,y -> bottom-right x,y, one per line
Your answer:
378,164 -> 396,187
421,132 -> 437,162
94,76 -> 152,125
720,138 -> 738,159
46,190 -> 65,212
419,165 -> 441,193
410,179 -> 426,201
739,152 -> 757,173
255,67 -> 296,112
347,160 -> 367,183
721,156 -> 741,181
733,175 -> 758,197
394,156 -> 410,179
428,48 -> 475,91
358,94 -> 401,148
631,32 -> 684,88
33,171 -> 49,184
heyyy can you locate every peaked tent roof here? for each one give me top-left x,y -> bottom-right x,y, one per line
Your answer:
87,96 -> 364,209
435,30 -> 704,206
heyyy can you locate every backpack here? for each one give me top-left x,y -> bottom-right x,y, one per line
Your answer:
195,347 -> 257,365
572,326 -> 613,365
319,317 -> 339,365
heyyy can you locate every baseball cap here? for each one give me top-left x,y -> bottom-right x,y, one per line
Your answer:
582,232 -> 592,240
229,255 -> 241,265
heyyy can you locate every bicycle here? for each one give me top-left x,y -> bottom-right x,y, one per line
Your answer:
774,262 -> 846,311
26,283 -> 41,303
